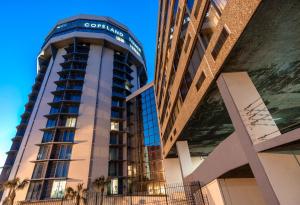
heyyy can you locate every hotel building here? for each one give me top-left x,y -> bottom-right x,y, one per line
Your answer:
0,15 -> 166,203
155,0 -> 300,205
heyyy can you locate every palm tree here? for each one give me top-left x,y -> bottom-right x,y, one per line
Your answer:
64,183 -> 87,205
0,178 -> 29,205
92,176 -> 110,205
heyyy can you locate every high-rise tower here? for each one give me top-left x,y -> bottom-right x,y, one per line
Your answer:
1,15 -> 148,202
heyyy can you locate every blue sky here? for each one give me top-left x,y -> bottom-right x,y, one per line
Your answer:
0,0 -> 158,168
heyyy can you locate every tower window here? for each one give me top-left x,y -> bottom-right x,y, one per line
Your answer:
211,27 -> 229,59
65,117 -> 77,127
50,180 -> 66,199
111,121 -> 120,131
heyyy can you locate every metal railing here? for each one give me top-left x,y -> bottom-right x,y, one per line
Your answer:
16,182 -> 205,205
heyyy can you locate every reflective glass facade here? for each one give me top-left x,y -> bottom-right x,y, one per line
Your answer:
127,85 -> 165,194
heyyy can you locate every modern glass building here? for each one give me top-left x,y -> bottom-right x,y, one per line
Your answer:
154,0 -> 300,205
126,83 -> 165,194
0,15 -> 151,203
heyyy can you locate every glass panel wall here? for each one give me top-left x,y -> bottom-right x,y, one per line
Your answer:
127,86 -> 165,194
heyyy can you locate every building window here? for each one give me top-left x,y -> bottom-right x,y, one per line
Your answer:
53,95 -> 62,102
175,8 -> 181,26
58,145 -> 72,159
42,131 -> 53,143
193,0 -> 201,18
65,117 -> 76,127
55,162 -> 69,177
199,0 -> 227,49
111,110 -> 122,119
168,0 -> 180,42
65,94 -> 81,101
196,72 -> 206,90
187,0 -> 195,13
213,0 -> 227,15
109,148 -> 120,160
110,179 -> 119,195
47,161 -> 69,178
16,129 -> 26,136
32,163 -> 46,179
37,146 -> 50,160
26,181 -> 42,200
111,121 -> 120,131
110,134 -> 119,144
50,180 -> 66,199
50,107 -> 59,114
55,130 -> 75,142
128,165 -> 132,177
211,27 -> 229,59
112,99 -> 122,107
109,163 -> 117,176
46,119 -> 57,128
184,34 -> 191,53
179,38 -> 204,101
51,145 -> 72,159
61,105 -> 79,114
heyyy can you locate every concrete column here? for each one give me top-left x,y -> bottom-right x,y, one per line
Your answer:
163,158 -> 183,184
90,47 -> 114,181
176,141 -> 194,178
258,152 -> 300,205
217,72 -> 280,205
218,72 -> 280,144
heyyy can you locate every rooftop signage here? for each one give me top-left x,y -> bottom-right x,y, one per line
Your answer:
83,22 -> 125,38
45,19 -> 144,59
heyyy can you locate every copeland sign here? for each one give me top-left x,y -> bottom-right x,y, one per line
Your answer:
83,22 -> 142,57
84,22 -> 124,38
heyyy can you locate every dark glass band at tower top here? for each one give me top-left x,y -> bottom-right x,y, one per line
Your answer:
43,19 -> 145,61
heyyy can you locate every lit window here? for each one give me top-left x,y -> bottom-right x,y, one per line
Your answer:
125,82 -> 131,91
111,121 -> 119,131
50,180 -> 66,198
110,179 -> 118,195
128,165 -> 132,176
116,36 -> 125,43
65,117 -> 76,127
